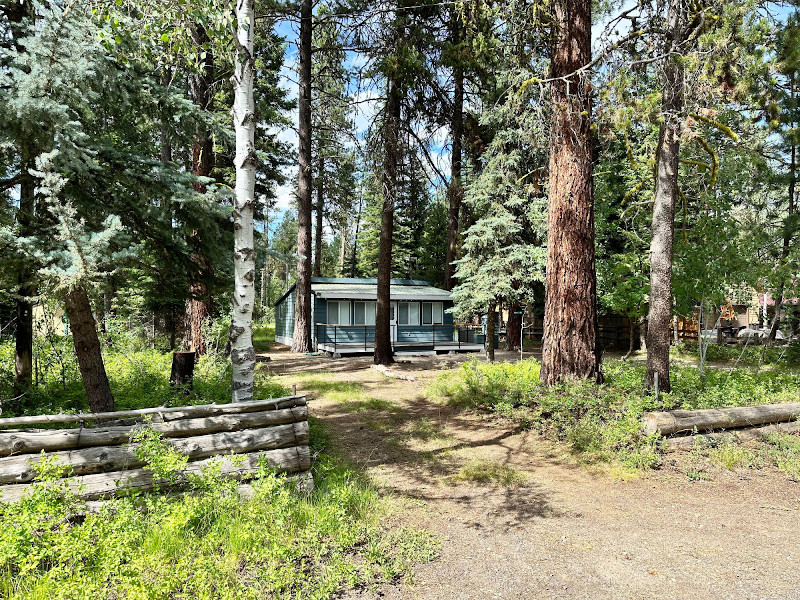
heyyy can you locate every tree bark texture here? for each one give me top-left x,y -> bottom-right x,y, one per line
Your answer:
185,23 -> 216,357
645,0 -> 685,393
337,221 -> 348,276
444,15 -> 464,292
64,287 -> 115,413
374,78 -> 400,366
231,0 -> 257,402
292,0 -> 314,353
505,300 -> 522,351
314,153 -> 324,277
485,299 -> 496,362
540,0 -> 601,386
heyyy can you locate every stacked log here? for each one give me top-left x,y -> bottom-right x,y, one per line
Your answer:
0,395 -> 312,502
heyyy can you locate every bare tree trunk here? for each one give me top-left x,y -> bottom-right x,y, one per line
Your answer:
184,23 -> 215,358
768,93 -> 796,343
11,1 -> 34,393
64,287 -> 114,413
350,194 -> 362,277
338,221 -> 348,276
314,153 -> 324,277
485,299 -> 496,362
540,0 -> 601,386
645,0 -> 685,393
505,300 -> 522,351
444,12 -> 464,292
292,0 -> 313,353
374,77 -> 400,366
230,0 -> 257,402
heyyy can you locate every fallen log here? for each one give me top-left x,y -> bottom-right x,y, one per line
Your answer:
0,406 -> 308,456
665,420 -> 800,451
643,402 -> 800,436
0,421 -> 309,484
0,445 -> 312,503
0,396 -> 305,429
370,364 -> 416,382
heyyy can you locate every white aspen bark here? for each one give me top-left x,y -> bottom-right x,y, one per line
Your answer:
230,0 -> 257,402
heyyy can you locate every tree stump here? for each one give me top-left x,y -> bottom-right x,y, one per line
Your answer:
170,352 -> 196,390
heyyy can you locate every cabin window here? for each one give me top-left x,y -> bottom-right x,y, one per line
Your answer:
398,302 -> 420,325
421,302 -> 443,325
353,301 -> 376,325
327,301 -> 350,325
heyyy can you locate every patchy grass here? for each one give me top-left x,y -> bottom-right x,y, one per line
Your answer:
450,459 -> 526,487
252,322 -> 275,353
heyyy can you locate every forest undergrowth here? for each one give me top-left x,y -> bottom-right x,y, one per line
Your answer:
427,355 -> 800,478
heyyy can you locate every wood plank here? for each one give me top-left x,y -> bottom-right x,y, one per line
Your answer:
643,403 -> 800,436
0,446 -> 312,503
0,406 -> 308,456
0,396 -> 306,429
0,421 -> 309,484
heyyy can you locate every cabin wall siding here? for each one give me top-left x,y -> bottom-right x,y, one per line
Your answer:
274,288 -> 296,345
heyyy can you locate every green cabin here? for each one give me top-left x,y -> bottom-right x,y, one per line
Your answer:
274,277 -> 495,355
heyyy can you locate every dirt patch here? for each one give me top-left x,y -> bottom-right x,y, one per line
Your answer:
269,350 -> 800,600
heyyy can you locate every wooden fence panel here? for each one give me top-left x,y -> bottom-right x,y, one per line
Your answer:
0,396 -> 312,502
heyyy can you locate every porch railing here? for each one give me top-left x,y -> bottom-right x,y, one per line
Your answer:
314,323 -> 484,354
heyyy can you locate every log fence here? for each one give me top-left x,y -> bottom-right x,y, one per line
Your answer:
0,395 -> 311,503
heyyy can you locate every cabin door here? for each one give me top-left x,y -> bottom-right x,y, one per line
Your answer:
390,302 -> 398,344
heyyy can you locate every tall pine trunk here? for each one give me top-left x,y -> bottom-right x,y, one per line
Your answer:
374,77 -> 400,366
338,221 -> 348,276
485,299 -> 496,362
185,24 -> 215,357
11,1 -> 34,392
444,14 -> 464,292
64,287 -> 114,413
292,0 -> 313,353
645,0 -> 685,392
505,300 -> 522,351
231,0 -> 257,402
768,81 -> 796,343
540,0 -> 601,386
314,153 -> 324,277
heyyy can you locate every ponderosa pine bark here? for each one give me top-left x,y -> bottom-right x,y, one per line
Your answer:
230,0 -> 257,402
64,287 -> 115,413
645,0 -> 685,393
444,14 -> 464,292
540,0 -> 601,386
185,23 -> 215,357
313,153 -> 324,277
374,77 -> 401,366
485,299 -> 496,362
505,300 -> 522,351
292,0 -> 313,353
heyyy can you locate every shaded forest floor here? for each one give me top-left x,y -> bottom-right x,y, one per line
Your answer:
264,347 -> 800,600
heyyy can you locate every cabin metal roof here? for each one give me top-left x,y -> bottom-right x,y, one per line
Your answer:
313,282 -> 451,301
274,277 -> 451,306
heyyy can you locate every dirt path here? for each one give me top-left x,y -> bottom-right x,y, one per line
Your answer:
264,350 -> 800,600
